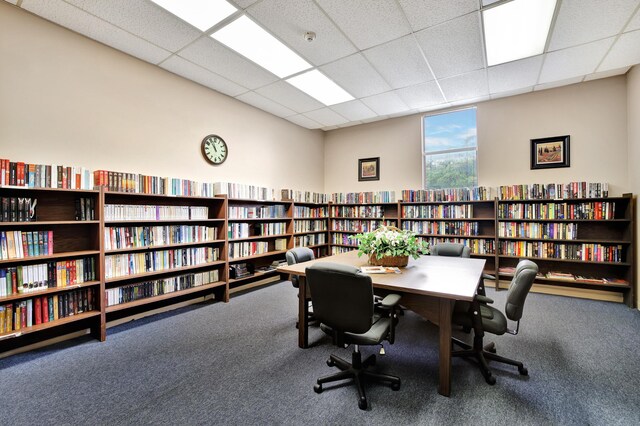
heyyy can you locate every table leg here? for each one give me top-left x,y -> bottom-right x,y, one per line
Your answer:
438,299 -> 454,396
298,276 -> 309,349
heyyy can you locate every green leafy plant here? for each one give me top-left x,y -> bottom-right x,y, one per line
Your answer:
349,226 -> 430,259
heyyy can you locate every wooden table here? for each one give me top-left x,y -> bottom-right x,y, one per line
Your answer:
277,251 -> 486,397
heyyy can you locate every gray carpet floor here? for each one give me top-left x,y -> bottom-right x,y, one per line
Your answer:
1,281 -> 640,425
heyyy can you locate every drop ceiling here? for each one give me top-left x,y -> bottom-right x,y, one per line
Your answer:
8,0 -> 640,131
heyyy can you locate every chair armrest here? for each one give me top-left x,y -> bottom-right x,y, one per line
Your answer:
380,294 -> 401,308
476,294 -> 494,305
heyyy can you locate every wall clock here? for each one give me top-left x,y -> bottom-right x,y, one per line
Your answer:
201,134 -> 228,165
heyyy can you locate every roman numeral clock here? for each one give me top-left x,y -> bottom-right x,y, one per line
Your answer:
201,134 -> 228,165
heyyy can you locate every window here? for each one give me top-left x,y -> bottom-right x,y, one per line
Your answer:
422,108 -> 478,189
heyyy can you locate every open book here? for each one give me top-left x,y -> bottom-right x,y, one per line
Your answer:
360,266 -> 402,274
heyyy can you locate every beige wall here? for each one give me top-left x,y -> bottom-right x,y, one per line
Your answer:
0,3 -> 324,193
627,65 -> 640,308
325,77 -> 629,197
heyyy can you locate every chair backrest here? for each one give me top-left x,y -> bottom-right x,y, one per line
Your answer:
430,242 -> 471,258
505,260 -> 538,321
305,262 -> 374,335
286,247 -> 315,287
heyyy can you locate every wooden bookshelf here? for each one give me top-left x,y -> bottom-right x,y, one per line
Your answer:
328,202 -> 398,255
102,191 -> 229,324
227,198 -> 293,291
0,186 -> 104,347
496,195 -> 635,307
290,200 -> 329,259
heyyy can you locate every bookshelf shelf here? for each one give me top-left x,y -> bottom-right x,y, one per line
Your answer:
228,269 -> 280,285
104,260 -> 227,283
0,310 -> 102,340
0,250 -> 101,264
229,234 -> 289,242
0,220 -> 100,226
105,219 -> 224,224
0,281 -> 101,303
104,240 -> 226,254
228,250 -> 288,263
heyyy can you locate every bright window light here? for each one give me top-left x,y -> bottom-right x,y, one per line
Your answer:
150,0 -> 237,32
286,70 -> 354,106
211,15 -> 311,78
483,0 -> 557,66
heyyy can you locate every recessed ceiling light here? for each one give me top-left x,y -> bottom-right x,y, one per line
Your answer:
211,15 -> 311,78
150,0 -> 237,32
483,0 -> 557,66
286,69 -> 354,106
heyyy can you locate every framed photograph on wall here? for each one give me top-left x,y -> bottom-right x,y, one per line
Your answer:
358,157 -> 380,181
531,135 -> 570,170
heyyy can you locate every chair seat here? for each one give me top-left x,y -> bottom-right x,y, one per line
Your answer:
320,315 -> 392,346
452,302 -> 507,336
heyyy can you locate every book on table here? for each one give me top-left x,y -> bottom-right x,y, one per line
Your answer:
360,266 -> 401,274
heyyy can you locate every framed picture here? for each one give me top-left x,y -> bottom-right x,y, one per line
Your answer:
358,157 -> 380,181
530,135 -> 570,170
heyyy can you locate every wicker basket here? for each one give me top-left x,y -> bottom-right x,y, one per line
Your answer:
368,254 -> 409,267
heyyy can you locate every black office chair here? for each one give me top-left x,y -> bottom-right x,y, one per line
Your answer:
285,247 -> 315,327
305,262 -> 402,410
451,259 -> 538,385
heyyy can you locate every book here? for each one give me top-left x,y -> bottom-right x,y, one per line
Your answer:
360,266 -> 402,274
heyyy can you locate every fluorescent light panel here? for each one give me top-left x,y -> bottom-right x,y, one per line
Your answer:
286,69 -> 354,106
150,0 -> 237,32
211,16 -> 311,78
483,0 -> 557,66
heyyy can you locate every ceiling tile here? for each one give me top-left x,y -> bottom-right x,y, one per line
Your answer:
397,0 -> 478,32
255,80 -> 324,113
415,12 -> 484,79
627,7 -> 640,32
534,76 -> 584,91
320,53 -> 391,98
21,0 -> 172,64
598,30 -> 640,72
314,0 -> 411,50
539,38 -> 615,84
64,0 -> 202,52
236,91 -> 297,118
285,114 -> 323,129
488,55 -> 544,94
360,92 -> 410,116
303,108 -> 349,127
160,55 -> 247,97
584,66 -> 631,81
449,95 -> 490,107
394,81 -> 445,109
439,69 -> 488,102
329,100 -> 377,121
363,35 -> 434,89
178,37 -> 278,90
548,0 -> 638,51
246,0 -> 356,66
232,0 -> 259,9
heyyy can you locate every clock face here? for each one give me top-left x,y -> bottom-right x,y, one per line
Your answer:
201,134 -> 228,165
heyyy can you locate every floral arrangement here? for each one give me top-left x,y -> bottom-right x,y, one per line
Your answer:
349,225 -> 430,260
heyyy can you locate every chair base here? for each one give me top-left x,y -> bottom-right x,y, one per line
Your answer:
452,337 -> 528,385
314,349 -> 401,410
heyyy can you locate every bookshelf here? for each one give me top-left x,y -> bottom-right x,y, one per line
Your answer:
102,191 -> 228,323
496,195 -> 635,306
399,199 -> 498,277
291,201 -> 329,259
227,198 -> 293,292
328,202 -> 398,255
0,187 -> 103,350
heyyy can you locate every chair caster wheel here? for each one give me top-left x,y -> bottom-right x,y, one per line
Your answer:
314,383 -> 323,393
326,359 -> 335,367
358,398 -> 367,410
391,381 -> 401,391
519,366 -> 528,376
486,375 -> 496,385
485,342 -> 496,353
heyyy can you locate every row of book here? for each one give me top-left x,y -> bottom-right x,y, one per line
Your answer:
228,205 -> 287,219
0,197 -> 36,222
94,170 -> 218,198
401,221 -> 481,237
0,288 -> 96,333
0,257 -> 97,296
330,246 -> 355,255
105,270 -> 220,307
497,201 -> 616,220
294,220 -> 327,233
228,239 -> 286,259
330,219 -> 396,233
294,234 -> 326,247
0,159 -> 94,190
330,191 -> 396,204
104,204 -> 209,221
498,241 -> 623,262
330,205 -> 388,218
419,237 -> 496,255
104,247 -> 220,279
227,222 -> 288,239
402,204 -> 474,219
214,182 -> 276,201
293,205 -> 327,218
75,197 -> 96,221
497,182 -> 609,200
281,189 -> 327,204
0,230 -> 53,260
401,187 -> 493,202
498,267 -> 629,285
331,233 -> 357,246
104,225 -> 219,251
498,222 -> 578,240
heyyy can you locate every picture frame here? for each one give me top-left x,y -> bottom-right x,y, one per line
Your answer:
530,135 -> 570,170
358,157 -> 380,181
